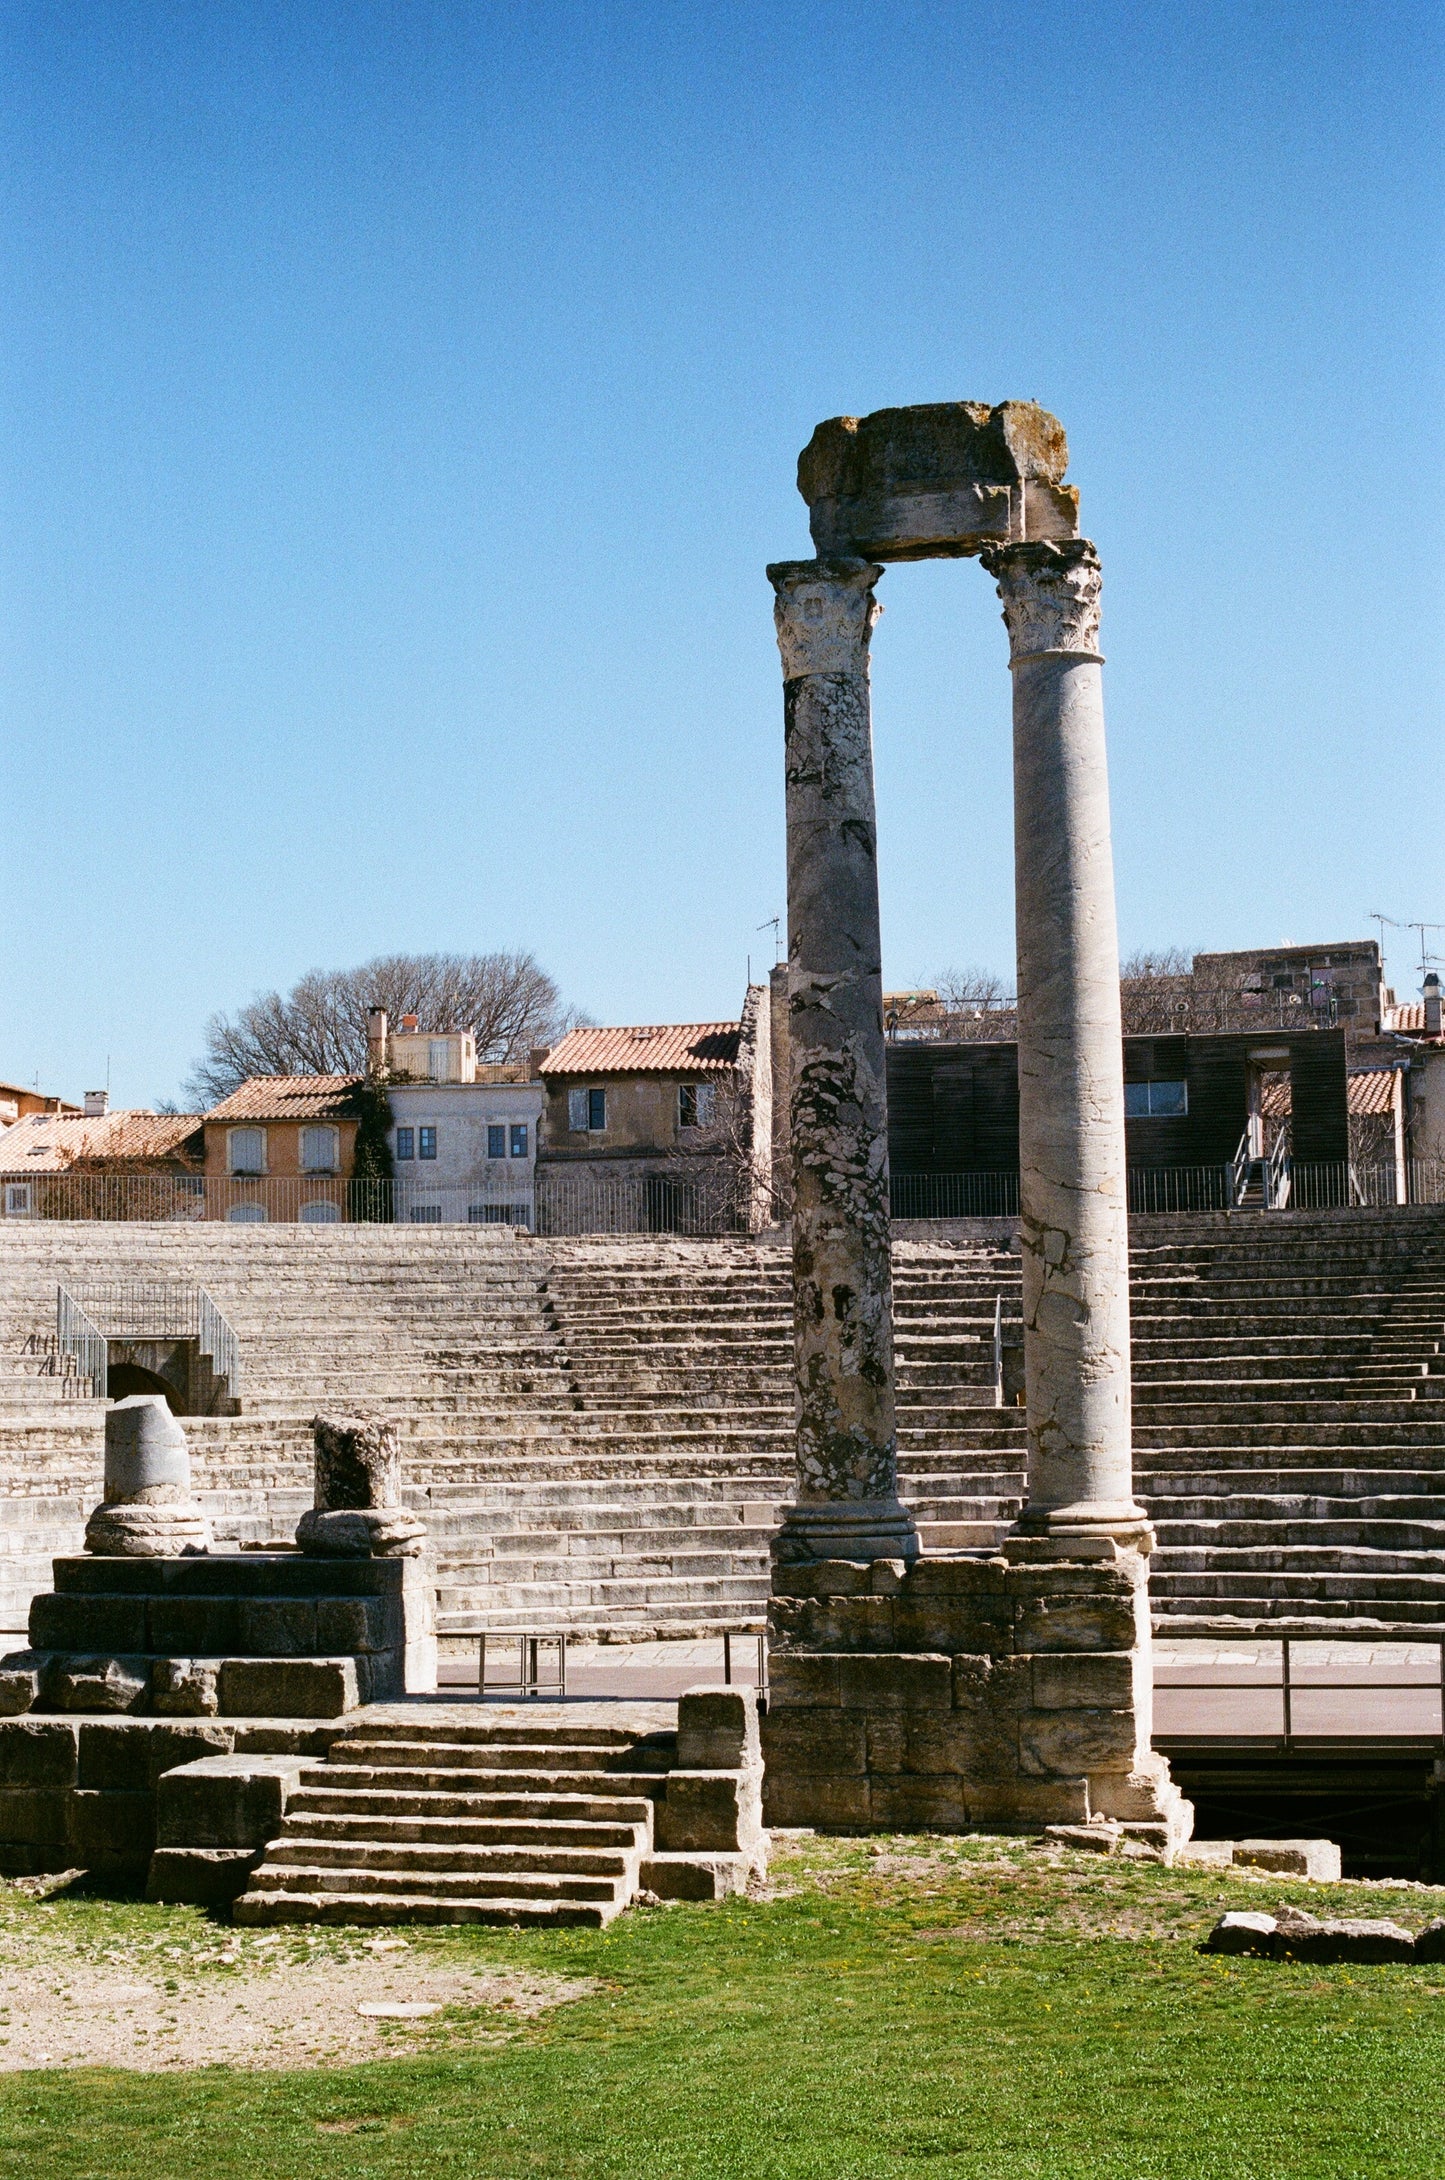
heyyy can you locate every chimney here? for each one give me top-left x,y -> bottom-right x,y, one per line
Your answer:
83,1090 -> 109,1117
1425,973 -> 1443,1039
366,1009 -> 389,1078
401,1014 -> 419,1032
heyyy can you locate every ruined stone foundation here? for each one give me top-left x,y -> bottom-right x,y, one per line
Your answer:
763,1543 -> 1192,1847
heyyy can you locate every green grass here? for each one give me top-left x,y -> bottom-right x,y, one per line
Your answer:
4,1837 -> 1445,2180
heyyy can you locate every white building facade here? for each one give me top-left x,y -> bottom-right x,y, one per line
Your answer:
387,1079 -> 544,1227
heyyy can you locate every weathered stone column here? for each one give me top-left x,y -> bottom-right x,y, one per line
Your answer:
766,557 -> 918,1566
982,539 -> 1149,1546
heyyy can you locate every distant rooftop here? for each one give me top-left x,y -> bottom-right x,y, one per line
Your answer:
541,1024 -> 740,1076
0,1110 -> 203,1173
206,1075 -> 361,1122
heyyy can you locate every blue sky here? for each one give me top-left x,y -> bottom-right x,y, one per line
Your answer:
2,1 -> 1441,1107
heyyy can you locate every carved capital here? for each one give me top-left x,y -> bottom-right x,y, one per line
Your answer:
981,538 -> 1102,664
766,557 -> 884,679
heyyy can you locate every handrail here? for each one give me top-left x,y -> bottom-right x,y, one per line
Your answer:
1231,1130 -> 1252,1205
992,1293 -> 1004,1407
56,1285 -> 107,1399
1266,1123 -> 1292,1211
63,1280 -> 241,1405
1153,1631 -> 1445,1754
197,1288 -> 242,1401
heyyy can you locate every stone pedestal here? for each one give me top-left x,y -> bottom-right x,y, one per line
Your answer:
767,557 -> 917,1568
296,1412 -> 427,1560
84,1396 -> 211,1558
763,1548 -> 1191,1848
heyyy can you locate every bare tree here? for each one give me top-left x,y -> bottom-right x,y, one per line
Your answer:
186,951 -> 587,1106
1118,947 -> 1196,1034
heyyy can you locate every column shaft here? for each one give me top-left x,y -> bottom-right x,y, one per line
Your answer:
984,540 -> 1148,1543
767,557 -> 918,1565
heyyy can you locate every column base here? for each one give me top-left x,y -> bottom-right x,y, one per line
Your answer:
772,1499 -> 920,1568
1009,1500 -> 1155,1553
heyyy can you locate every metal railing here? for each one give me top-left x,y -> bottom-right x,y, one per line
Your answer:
57,1281 -> 242,1403
56,1285 -> 107,1399
1153,1632 -> 1445,1753
5,1161 -> 1445,1230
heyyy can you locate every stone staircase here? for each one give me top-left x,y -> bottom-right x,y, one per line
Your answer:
234,1707 -> 675,1925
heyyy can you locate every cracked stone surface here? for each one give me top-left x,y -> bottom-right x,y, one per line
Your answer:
768,558 -> 916,1562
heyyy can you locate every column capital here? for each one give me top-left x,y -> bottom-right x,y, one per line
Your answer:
981,538 -> 1102,666
766,556 -> 884,679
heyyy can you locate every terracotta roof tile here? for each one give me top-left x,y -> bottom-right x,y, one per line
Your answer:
1347,1068 -> 1402,1117
0,1111 -> 204,1173
205,1075 -> 362,1122
541,1024 -> 740,1076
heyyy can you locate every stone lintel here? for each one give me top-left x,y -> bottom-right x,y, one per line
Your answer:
797,401 -> 1079,562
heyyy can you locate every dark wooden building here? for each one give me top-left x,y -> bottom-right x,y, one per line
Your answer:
886,1030 -> 1348,1177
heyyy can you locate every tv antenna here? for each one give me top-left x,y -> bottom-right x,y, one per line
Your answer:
757,916 -> 783,966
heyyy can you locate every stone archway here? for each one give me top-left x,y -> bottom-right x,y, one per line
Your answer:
761,402 -> 1190,1847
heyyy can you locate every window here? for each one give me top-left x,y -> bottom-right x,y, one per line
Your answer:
227,1202 -> 266,1223
409,1204 -> 443,1223
1124,1081 -> 1189,1118
299,1199 -> 340,1223
510,1123 -> 528,1159
678,1082 -> 716,1129
487,1123 -> 506,1160
229,1127 -> 265,1175
418,1126 -> 438,1160
300,1125 -> 339,1173
429,1039 -> 450,1081
568,1087 -> 606,1132
4,1184 -> 31,1217
395,1127 -> 415,1161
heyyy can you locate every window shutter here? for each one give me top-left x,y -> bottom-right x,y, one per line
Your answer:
568,1088 -> 588,1130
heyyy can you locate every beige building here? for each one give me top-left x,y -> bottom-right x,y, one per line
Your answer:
537,985 -> 774,1228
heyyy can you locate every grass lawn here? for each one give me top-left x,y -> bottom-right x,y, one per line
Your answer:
2,1834 -> 1444,2179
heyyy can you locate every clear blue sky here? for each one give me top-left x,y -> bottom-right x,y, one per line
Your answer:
2,1 -> 1441,1107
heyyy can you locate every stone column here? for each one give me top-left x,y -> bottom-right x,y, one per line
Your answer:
766,557 -> 918,1566
981,540 -> 1149,1546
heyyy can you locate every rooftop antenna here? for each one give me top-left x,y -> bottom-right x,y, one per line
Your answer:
1408,923 -> 1445,983
757,915 -> 783,965
1369,912 -> 1406,984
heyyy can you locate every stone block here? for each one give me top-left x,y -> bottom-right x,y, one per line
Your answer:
760,1706 -> 867,1778
357,1649 -> 406,1704
296,1506 -> 425,1558
147,1599 -> 242,1656
0,1787 -> 72,1846
0,1653 -> 46,1717
905,1556 -> 1009,1601
1005,1562 -> 1135,1601
78,1720 -> 231,1792
70,1789 -> 154,1869
677,1686 -> 760,1771
638,1852 -> 751,1901
151,1658 -> 221,1716
312,1412 -> 401,1509
0,1719 -> 78,1786
1204,1910 -> 1279,1955
953,1652 -> 1031,1717
1207,1909 -> 1416,1965
315,1597 -> 386,1654
155,1753 -> 305,1849
769,1561 -> 873,1601
966,1777 -> 1091,1827
768,1654 -> 842,1709
52,1656 -> 150,1714
29,1593 -> 148,1654
869,1775 -> 972,1830
869,1707 -> 1019,1786
892,1600 -> 1010,1657
1232,1838 -> 1342,1882
781,1595 -> 897,1653
1041,1822 -> 1123,1855
656,1770 -> 763,1857
147,1847 -> 262,1906
797,401 -> 1075,562
762,1768 -> 870,1830
1019,1710 -> 1142,1779
237,1600 -> 318,1656
1015,1596 -> 1140,1653
836,1654 -> 952,1712
1030,1653 -> 1137,1711
218,1656 -> 359,1718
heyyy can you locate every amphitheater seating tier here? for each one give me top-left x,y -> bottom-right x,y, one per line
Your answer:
2,1209 -> 1443,1641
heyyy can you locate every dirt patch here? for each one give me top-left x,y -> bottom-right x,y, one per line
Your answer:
0,1922 -> 595,2072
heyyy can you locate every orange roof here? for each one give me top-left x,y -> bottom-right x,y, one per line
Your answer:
0,1110 -> 204,1173
206,1075 -> 361,1122
541,1023 -> 740,1076
1347,1068 -> 1402,1117
1385,1002 -> 1425,1033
